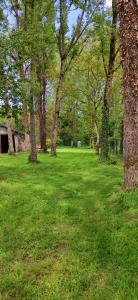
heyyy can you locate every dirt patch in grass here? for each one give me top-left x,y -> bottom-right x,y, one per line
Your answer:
55,243 -> 66,253
125,215 -> 138,223
55,222 -> 74,231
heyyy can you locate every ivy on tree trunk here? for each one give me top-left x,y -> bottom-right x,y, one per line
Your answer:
117,0 -> 138,189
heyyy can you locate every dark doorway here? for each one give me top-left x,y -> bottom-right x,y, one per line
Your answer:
1,135 -> 9,153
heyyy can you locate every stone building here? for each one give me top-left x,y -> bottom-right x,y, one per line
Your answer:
0,124 -> 30,153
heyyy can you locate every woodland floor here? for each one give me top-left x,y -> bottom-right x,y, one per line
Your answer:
0,148 -> 137,300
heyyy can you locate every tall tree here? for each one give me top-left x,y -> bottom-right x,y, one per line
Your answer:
51,0 -> 103,155
100,0 -> 118,161
4,0 -> 55,161
25,0 -> 38,162
36,0 -> 55,152
117,0 -> 138,189
37,75 -> 47,152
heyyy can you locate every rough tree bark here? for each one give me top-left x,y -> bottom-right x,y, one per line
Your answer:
117,0 -> 138,189
22,102 -> 30,151
7,115 -> 14,154
100,0 -> 118,161
72,118 -> 77,147
20,67 -> 30,151
26,0 -> 37,162
38,76 -> 47,152
51,61 -> 65,155
71,101 -> 77,147
29,60 -> 37,162
29,96 -> 37,162
120,120 -> 123,155
93,111 -> 100,154
51,0 -> 66,155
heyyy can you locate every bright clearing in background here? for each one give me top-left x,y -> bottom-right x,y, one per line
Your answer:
106,0 -> 112,6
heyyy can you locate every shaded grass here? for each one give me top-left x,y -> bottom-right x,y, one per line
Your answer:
0,148 -> 137,299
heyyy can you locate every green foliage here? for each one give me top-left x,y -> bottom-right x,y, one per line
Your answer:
0,0 -> 122,157
57,136 -> 63,146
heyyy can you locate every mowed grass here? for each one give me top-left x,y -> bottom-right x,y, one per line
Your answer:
0,148 -> 137,300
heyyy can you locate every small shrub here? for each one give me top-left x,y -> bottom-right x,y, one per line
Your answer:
107,159 -> 117,165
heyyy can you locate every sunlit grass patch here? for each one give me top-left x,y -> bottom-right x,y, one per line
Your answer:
0,148 -> 137,299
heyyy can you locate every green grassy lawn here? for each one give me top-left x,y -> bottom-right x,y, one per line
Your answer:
0,148 -> 137,300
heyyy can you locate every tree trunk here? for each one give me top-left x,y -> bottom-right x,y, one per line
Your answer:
120,120 -> 123,155
51,0 -> 66,155
93,111 -> 100,154
72,104 -> 77,147
117,0 -> 138,189
22,95 -> 29,132
28,58 -> 37,162
39,78 -> 47,152
22,102 -> 30,151
7,115 -> 14,154
100,0 -> 117,161
51,61 -> 64,155
29,96 -> 37,162
51,80 -> 62,155
101,82 -> 110,160
115,140 -> 118,154
89,137 -> 93,149
20,66 -> 30,151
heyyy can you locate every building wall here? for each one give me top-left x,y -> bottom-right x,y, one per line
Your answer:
0,126 -> 31,153
14,133 -> 31,152
0,127 -> 8,135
